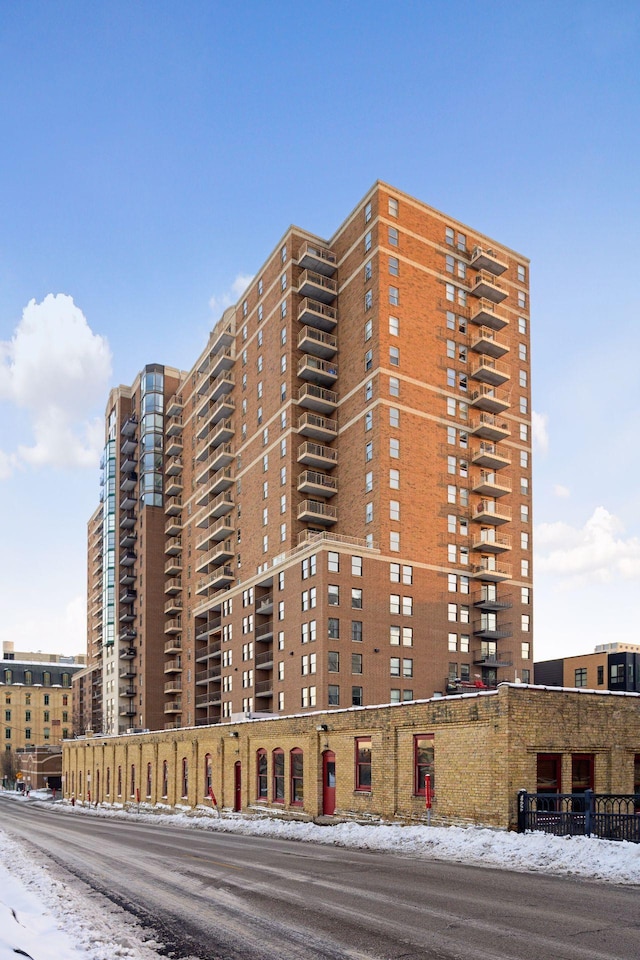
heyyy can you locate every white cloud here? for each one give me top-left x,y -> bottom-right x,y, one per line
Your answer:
554,484 -> 571,498
0,294 -> 111,477
208,272 -> 254,314
535,506 -> 640,586
531,410 -> 549,453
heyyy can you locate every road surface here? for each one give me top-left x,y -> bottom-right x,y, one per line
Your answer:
2,801 -> 638,960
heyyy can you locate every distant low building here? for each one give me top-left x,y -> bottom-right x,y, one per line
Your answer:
535,643 -> 640,692
0,641 -> 86,754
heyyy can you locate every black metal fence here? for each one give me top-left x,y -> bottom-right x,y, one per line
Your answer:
517,790 -> 640,842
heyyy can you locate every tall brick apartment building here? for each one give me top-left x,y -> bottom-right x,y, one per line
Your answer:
86,182 -> 532,735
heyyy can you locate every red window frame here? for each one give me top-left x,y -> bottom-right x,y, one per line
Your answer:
204,753 -> 213,796
355,737 -> 372,792
256,748 -> 268,800
414,734 -> 434,796
572,754 -> 594,793
272,748 -> 285,803
290,748 -> 303,805
537,753 -> 562,794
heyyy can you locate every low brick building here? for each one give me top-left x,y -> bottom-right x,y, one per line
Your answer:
63,684 -> 640,830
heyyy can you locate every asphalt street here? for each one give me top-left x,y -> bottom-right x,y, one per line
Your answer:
2,800 -> 638,960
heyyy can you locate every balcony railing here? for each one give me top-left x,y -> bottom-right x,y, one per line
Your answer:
297,240 -> 337,275
297,500 -> 338,525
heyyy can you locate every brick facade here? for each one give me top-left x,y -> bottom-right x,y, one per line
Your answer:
64,685 -> 640,830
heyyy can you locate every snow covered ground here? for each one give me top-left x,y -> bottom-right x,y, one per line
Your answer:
1,789 -> 639,960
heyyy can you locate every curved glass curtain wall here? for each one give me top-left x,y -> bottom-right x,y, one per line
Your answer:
140,365 -> 164,507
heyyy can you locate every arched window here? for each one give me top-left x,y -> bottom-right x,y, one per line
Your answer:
106,767 -> 111,797
24,670 -> 32,685
79,770 -> 83,797
130,764 -> 136,798
95,770 -> 100,803
256,748 -> 267,799
146,762 -> 152,798
290,748 -> 303,805
61,673 -> 71,687
162,760 -> 168,798
117,765 -> 122,797
204,753 -> 213,797
71,771 -> 75,796
181,758 -> 188,798
4,670 -> 11,684
272,748 -> 284,802
43,671 -> 51,686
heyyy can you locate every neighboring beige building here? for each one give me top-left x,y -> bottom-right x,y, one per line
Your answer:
64,684 -> 640,830
1,642 -> 86,754
87,182 -> 533,735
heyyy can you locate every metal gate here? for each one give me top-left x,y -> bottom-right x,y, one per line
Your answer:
517,790 -> 640,842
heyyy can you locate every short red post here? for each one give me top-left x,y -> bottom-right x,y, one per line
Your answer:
425,775 -> 432,826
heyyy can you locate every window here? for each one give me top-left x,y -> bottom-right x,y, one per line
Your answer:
389,315 -> 399,337
389,286 -> 399,306
390,438 -> 399,458
388,226 -> 398,246
521,586 -> 530,605
389,377 -> 399,397
365,502 -> 373,523
328,684 -> 340,706
364,317 -> 372,340
281,272 -> 287,291
364,259 -> 373,282
518,290 -> 527,308
574,668 -> 587,687
328,584 -> 339,606
290,748 -> 303,804
328,617 -> 339,639
365,441 -> 373,462
403,658 -> 413,678
415,734 -> 434,796
364,230 -> 372,252
365,409 -> 373,432
328,551 -> 339,572
365,379 -> 373,401
517,264 -> 526,282
389,346 -> 399,366
597,666 -> 604,685
518,316 -> 527,335
519,370 -> 528,388
365,201 -> 372,223
365,289 -> 373,311
388,197 -> 398,217
388,256 -> 399,276
521,641 -> 531,660
257,749 -> 268,799
389,499 -> 400,521
351,588 -> 363,610
328,651 -> 340,672
355,737 -> 372,791
389,468 -> 399,489
272,749 -> 285,802
365,349 -> 373,370
390,531 -> 400,552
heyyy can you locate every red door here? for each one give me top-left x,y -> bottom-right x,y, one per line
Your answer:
322,750 -> 336,815
234,761 -> 242,812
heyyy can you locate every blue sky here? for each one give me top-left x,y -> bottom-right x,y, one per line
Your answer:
1,1 -> 639,660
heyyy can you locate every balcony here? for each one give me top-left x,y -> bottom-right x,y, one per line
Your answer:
470,327 -> 509,359
119,665 -> 136,680
121,416 -> 138,438
469,298 -> 508,331
208,564 -> 234,590
257,593 -> 274,615
297,470 -> 338,498
468,271 -> 507,304
165,456 -> 183,476
196,691 -> 222,708
165,436 -> 183,458
164,556 -> 183,576
205,370 -> 235,403
297,297 -> 338,332
164,636 -> 182,654
196,419 -> 235,461
164,477 -> 182,500
119,570 -> 135,586
165,495 -> 183,516
210,315 -> 236,355
469,246 -> 508,276
473,648 -> 513,668
297,326 -> 338,359
297,499 -> 338,525
196,394 -> 235,433
470,560 -> 512,582
196,619 -> 222,641
165,577 -> 182,596
471,531 -> 512,553
472,470 -> 512,497
255,680 -> 273,698
120,437 -> 137,456
474,591 -> 513,612
195,443 -> 234,482
195,639 -> 221,662
164,657 -> 182,673
470,414 -> 510,442
472,619 -> 513,640
120,510 -> 136,529
196,665 -> 222,685
297,383 -> 338,414
297,269 -> 338,304
473,500 -> 512,525
119,686 -> 136,698
164,597 -> 183,615
471,442 -> 511,471
256,621 -> 274,642
196,491 -> 234,528
119,645 -> 136,659
297,354 -> 338,387
164,617 -> 182,635
255,649 -> 274,670
470,356 -> 510,387
297,440 -> 338,470
120,472 -> 137,492
164,680 -> 182,695
165,536 -> 182,556
119,705 -> 136,718
164,699 -> 182,714
469,386 -> 510,414
119,588 -> 136,604
165,516 -> 182,537
120,550 -> 136,567
166,394 -> 183,418
297,240 -> 337,276
297,412 -> 338,442
166,415 -> 183,437
119,607 -> 136,623
120,530 -> 136,549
